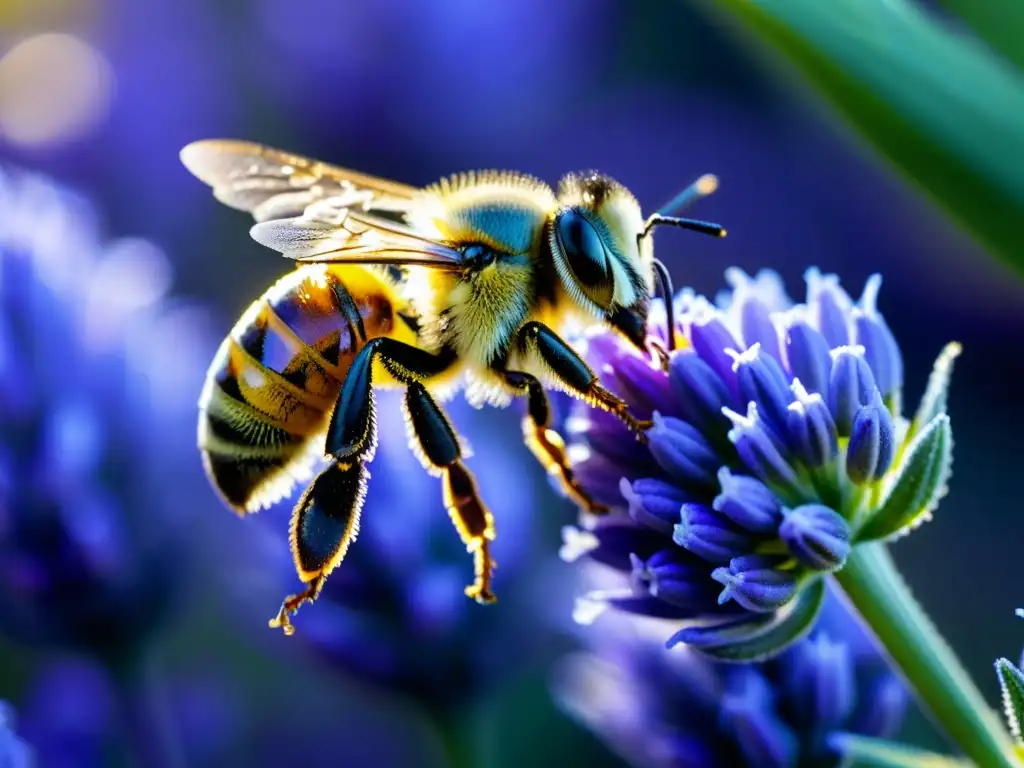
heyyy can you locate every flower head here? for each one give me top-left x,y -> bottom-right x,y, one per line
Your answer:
556,592 -> 906,768
0,168 -> 213,655
246,399 -> 555,710
566,268 -> 957,654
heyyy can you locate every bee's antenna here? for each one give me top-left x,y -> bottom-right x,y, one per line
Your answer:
652,258 -> 677,352
639,174 -> 725,358
641,173 -> 726,240
657,173 -> 719,216
643,215 -> 727,239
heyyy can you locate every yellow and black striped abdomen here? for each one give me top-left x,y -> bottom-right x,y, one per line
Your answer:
198,264 -> 404,514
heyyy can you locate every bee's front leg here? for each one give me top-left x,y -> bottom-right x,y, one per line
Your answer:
516,321 -> 653,442
503,370 -> 609,516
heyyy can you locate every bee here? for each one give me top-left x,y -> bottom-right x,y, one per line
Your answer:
181,140 -> 724,635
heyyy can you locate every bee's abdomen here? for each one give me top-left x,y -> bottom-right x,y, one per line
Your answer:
198,265 -> 397,513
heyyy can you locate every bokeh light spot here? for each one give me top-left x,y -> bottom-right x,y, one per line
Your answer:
0,33 -> 113,147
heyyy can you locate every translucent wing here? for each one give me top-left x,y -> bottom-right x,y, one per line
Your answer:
179,139 -> 418,223
250,196 -> 463,268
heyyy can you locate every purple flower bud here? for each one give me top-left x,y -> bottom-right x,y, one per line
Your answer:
846,389 -> 896,484
721,670 -> 799,767
780,634 -> 855,733
604,349 -> 675,419
738,297 -> 783,364
713,467 -> 782,534
674,504 -> 758,564
621,477 -> 694,535
669,351 -> 735,437
784,320 -> 832,398
828,346 -> 877,437
805,268 -> 852,348
853,275 -> 903,401
564,521 -> 665,571
681,302 -> 744,398
730,343 -> 794,440
786,380 -> 838,468
630,549 -> 719,611
779,504 -> 851,572
712,555 -> 798,612
725,404 -> 813,505
647,413 -> 720,492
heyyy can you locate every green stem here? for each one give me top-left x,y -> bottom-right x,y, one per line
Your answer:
834,543 -> 1018,768
432,707 -> 490,768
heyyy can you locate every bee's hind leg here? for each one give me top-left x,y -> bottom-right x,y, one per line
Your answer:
504,371 -> 609,516
270,461 -> 367,635
403,382 -> 497,604
271,337 -> 456,634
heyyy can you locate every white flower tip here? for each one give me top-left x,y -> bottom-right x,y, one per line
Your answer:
619,476 -> 636,503
573,595 -> 609,626
560,526 -> 600,563
566,443 -> 591,465
1015,608 -> 1024,620
859,273 -> 883,314
721,406 -> 750,430
829,344 -> 866,362
564,414 -> 591,436
727,342 -> 761,371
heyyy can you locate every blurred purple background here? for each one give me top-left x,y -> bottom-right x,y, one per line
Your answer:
0,0 -> 1022,765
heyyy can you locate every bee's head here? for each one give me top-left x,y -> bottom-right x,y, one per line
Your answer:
553,172 -> 653,348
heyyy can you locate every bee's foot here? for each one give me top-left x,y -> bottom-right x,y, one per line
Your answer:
465,584 -> 497,604
590,384 -> 651,441
465,539 -> 497,604
646,338 -> 672,373
267,579 -> 322,636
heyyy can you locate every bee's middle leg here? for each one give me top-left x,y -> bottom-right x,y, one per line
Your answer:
403,382 -> 497,604
504,371 -> 609,516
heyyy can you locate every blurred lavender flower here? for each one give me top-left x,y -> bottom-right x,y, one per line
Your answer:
556,592 -> 906,768
245,398 -> 555,712
563,267 -> 958,656
0,701 -> 32,768
0,167 -> 216,767
0,166 -> 211,655
17,656 -> 241,768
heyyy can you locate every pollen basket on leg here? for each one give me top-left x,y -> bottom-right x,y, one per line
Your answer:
289,462 -> 367,582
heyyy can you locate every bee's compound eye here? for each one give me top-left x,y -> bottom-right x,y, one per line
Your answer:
461,243 -> 496,269
557,209 -> 613,304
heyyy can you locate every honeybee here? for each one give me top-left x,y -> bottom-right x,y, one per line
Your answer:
181,140 -> 724,635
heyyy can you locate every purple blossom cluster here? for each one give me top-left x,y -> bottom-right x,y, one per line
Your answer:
562,267 -> 956,656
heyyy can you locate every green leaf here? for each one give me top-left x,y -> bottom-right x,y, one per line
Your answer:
906,342 -> 961,446
936,1 -> 1024,73
996,657 -> 1024,743
830,733 -> 973,767
857,414 -> 952,543
668,577 -> 824,662
700,0 -> 1024,274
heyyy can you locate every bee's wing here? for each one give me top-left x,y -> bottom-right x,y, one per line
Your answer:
250,196 -> 463,269
179,139 -> 418,223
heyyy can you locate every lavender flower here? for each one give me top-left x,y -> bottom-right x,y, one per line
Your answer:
0,167 -> 211,656
564,268 -> 958,656
0,702 -> 32,768
556,592 -> 906,768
